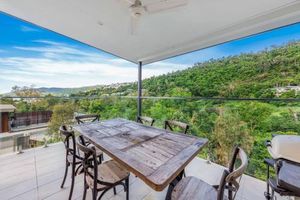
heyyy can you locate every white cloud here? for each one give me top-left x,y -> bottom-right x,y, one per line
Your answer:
109,58 -> 132,65
20,25 -> 40,32
0,40 -> 186,93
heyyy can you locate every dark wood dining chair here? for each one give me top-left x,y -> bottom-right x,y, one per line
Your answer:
136,116 -> 155,126
164,120 -> 189,134
75,114 -> 100,124
75,114 -> 104,161
77,136 -> 130,200
60,125 -> 103,200
164,120 -> 190,177
171,146 -> 248,200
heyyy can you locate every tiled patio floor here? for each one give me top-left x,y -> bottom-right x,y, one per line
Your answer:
0,143 -> 273,200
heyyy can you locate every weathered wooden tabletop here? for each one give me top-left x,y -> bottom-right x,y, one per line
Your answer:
73,118 -> 208,191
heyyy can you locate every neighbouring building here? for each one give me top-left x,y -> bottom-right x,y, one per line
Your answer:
0,104 -> 16,133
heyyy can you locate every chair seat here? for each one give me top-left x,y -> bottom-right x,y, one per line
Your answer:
172,177 -> 218,200
86,160 -> 130,190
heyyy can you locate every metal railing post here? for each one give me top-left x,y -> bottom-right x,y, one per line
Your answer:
137,61 -> 142,117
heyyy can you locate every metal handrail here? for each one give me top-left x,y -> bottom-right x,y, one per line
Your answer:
2,95 -> 300,102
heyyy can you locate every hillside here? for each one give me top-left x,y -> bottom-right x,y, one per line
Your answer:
76,41 -> 300,98
7,41 -> 299,98
37,85 -> 103,96
39,83 -> 133,96
1,83 -> 133,96
4,41 -> 300,181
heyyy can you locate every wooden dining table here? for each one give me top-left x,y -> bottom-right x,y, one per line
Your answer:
73,118 -> 208,200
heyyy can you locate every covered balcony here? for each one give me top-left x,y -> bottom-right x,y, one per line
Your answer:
0,0 -> 300,200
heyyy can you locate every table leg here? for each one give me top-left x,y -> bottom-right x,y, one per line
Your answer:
165,170 -> 185,200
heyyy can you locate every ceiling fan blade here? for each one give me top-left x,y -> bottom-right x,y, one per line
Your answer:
145,0 -> 188,13
123,0 -> 135,4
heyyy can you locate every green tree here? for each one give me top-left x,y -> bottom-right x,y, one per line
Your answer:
212,109 -> 253,165
229,102 -> 274,131
48,103 -> 75,140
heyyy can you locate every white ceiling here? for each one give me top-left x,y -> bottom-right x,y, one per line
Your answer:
0,0 -> 300,64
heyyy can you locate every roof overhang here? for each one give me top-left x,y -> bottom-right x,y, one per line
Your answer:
0,0 -> 300,64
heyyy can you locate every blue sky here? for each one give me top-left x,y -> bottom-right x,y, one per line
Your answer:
1,12 -> 300,93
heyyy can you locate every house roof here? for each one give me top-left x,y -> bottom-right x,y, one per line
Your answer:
0,0 -> 300,64
0,104 -> 16,113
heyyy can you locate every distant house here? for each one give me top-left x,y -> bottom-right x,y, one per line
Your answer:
0,104 -> 16,133
274,85 -> 300,97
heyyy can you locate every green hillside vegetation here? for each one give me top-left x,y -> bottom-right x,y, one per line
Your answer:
75,41 -> 300,99
2,41 -> 300,180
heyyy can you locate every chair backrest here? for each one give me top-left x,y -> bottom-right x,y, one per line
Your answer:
75,114 -> 100,124
76,136 -> 115,188
217,146 -> 248,200
136,116 -> 155,126
60,125 -> 76,159
164,120 -> 189,134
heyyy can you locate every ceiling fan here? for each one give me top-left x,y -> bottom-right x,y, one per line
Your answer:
123,0 -> 189,34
